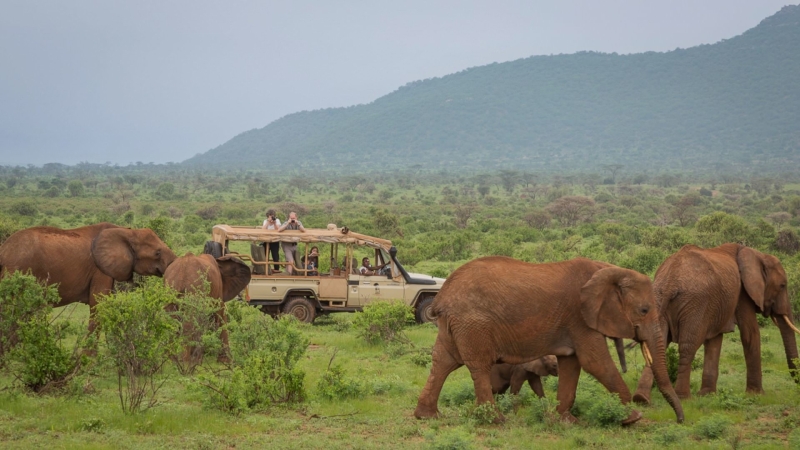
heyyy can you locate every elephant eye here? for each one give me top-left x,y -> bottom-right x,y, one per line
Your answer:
156,249 -> 161,257
639,306 -> 650,315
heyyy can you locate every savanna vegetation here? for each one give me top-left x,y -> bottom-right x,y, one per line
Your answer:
2,163 -> 800,448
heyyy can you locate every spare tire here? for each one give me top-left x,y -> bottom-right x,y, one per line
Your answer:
203,241 -> 223,259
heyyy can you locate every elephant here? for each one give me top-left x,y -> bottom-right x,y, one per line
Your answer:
413,256 -> 684,425
633,244 -> 800,404
490,355 -> 558,397
163,252 -> 251,363
0,223 -> 176,336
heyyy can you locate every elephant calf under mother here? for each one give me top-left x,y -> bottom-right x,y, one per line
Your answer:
414,256 -> 684,425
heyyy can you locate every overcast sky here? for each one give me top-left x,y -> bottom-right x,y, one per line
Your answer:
0,1 -> 793,166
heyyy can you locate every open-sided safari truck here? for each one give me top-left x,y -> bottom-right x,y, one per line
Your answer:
204,224 -> 444,324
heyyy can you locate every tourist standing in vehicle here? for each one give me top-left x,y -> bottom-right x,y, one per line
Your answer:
262,209 -> 282,272
278,211 -> 306,274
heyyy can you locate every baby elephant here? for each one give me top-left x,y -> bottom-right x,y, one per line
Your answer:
491,355 -> 559,397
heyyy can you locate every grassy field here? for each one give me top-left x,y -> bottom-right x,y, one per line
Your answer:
1,303 -> 799,449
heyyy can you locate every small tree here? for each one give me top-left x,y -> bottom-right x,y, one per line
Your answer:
546,196 -> 596,227
352,301 -> 414,346
96,278 -> 181,414
67,180 -> 85,197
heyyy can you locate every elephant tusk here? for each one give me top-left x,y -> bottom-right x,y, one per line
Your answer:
641,342 -> 653,367
772,316 -> 780,327
784,315 -> 800,335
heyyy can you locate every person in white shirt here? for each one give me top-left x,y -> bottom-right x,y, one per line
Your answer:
262,208 -> 281,272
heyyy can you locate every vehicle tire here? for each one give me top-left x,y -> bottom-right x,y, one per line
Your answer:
283,297 -> 316,324
415,296 -> 437,324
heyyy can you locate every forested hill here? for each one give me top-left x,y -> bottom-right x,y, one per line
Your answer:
184,5 -> 800,173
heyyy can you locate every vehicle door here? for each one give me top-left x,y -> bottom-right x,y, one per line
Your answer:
348,249 -> 404,306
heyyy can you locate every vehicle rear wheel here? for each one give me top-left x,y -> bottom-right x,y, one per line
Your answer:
283,297 -> 316,324
415,296 -> 436,324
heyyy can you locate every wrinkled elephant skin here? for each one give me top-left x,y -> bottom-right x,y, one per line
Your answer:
164,253 -> 251,363
0,223 -> 176,336
491,355 -> 558,397
414,256 -> 684,424
634,244 -> 800,404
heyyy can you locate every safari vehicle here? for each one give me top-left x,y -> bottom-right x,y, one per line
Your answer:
204,224 -> 444,324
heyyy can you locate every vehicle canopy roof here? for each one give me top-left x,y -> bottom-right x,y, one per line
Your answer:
211,224 -> 393,252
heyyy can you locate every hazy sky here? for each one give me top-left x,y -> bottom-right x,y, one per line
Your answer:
0,1 -> 793,166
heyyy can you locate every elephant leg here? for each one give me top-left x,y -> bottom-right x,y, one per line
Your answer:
633,366 -> 654,405
698,334 -> 723,396
555,355 -> 580,423
414,336 -> 463,419
508,369 -> 527,396
216,301 -> 231,364
614,337 -> 628,373
578,347 -> 641,425
466,363 -> 505,423
85,275 -> 114,356
674,340 -> 701,399
528,375 -> 545,398
735,299 -> 764,394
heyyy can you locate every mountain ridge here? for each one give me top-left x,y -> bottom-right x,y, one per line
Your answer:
185,5 -> 800,173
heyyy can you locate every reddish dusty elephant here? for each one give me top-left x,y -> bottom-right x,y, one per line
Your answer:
0,223 -> 176,335
634,244 -> 800,404
164,253 -> 251,363
490,355 -> 558,397
414,256 -> 684,424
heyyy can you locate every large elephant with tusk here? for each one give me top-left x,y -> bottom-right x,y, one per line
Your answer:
414,256 -> 684,425
634,244 -> 800,404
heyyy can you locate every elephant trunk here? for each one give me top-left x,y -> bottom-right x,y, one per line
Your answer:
640,324 -> 684,423
775,314 -> 800,383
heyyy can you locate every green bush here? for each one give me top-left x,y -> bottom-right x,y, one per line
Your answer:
440,381 -> 476,407
527,396 -> 560,426
425,427 -> 475,450
169,285 -> 226,375
465,402 -> 500,425
96,278 -> 182,414
410,347 -> 432,367
618,246 -> 666,275
571,377 -> 631,427
352,301 -> 414,345
0,217 -> 22,245
652,424 -> 688,446
693,413 -> 732,440
0,272 -> 84,393
316,361 -> 363,400
9,201 -> 37,216
666,346 -> 679,383
193,304 -> 308,414
0,271 -> 61,364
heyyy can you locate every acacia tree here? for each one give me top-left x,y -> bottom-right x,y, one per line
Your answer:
546,196 -> 595,227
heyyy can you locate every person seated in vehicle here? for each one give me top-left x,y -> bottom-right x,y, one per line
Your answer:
300,246 -> 319,276
359,257 -> 389,276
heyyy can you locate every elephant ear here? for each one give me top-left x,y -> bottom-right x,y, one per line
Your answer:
217,256 -> 252,301
738,247 -> 766,312
92,228 -> 135,281
580,267 -> 636,339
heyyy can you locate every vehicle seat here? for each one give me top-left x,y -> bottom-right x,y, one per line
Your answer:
250,243 -> 266,275
351,257 -> 359,275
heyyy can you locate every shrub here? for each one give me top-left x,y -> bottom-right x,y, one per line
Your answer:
440,381 -> 476,407
193,303 -> 308,414
352,301 -> 414,345
425,427 -> 475,450
652,425 -> 688,446
96,278 -> 182,413
316,354 -> 363,400
410,347 -> 432,367
693,413 -> 732,440
618,247 -> 666,275
666,346 -> 679,383
775,229 -> 800,255
1,272 -> 84,393
0,272 -> 60,364
571,377 -> 631,427
0,217 -> 22,245
466,402 -> 500,425
710,387 -> 754,410
169,286 -> 226,375
527,396 -> 560,426
9,201 -> 37,216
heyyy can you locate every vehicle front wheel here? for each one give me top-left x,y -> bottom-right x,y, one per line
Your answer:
283,297 -> 317,324
415,296 -> 436,324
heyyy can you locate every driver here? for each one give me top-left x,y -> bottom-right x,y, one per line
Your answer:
359,257 -> 388,276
